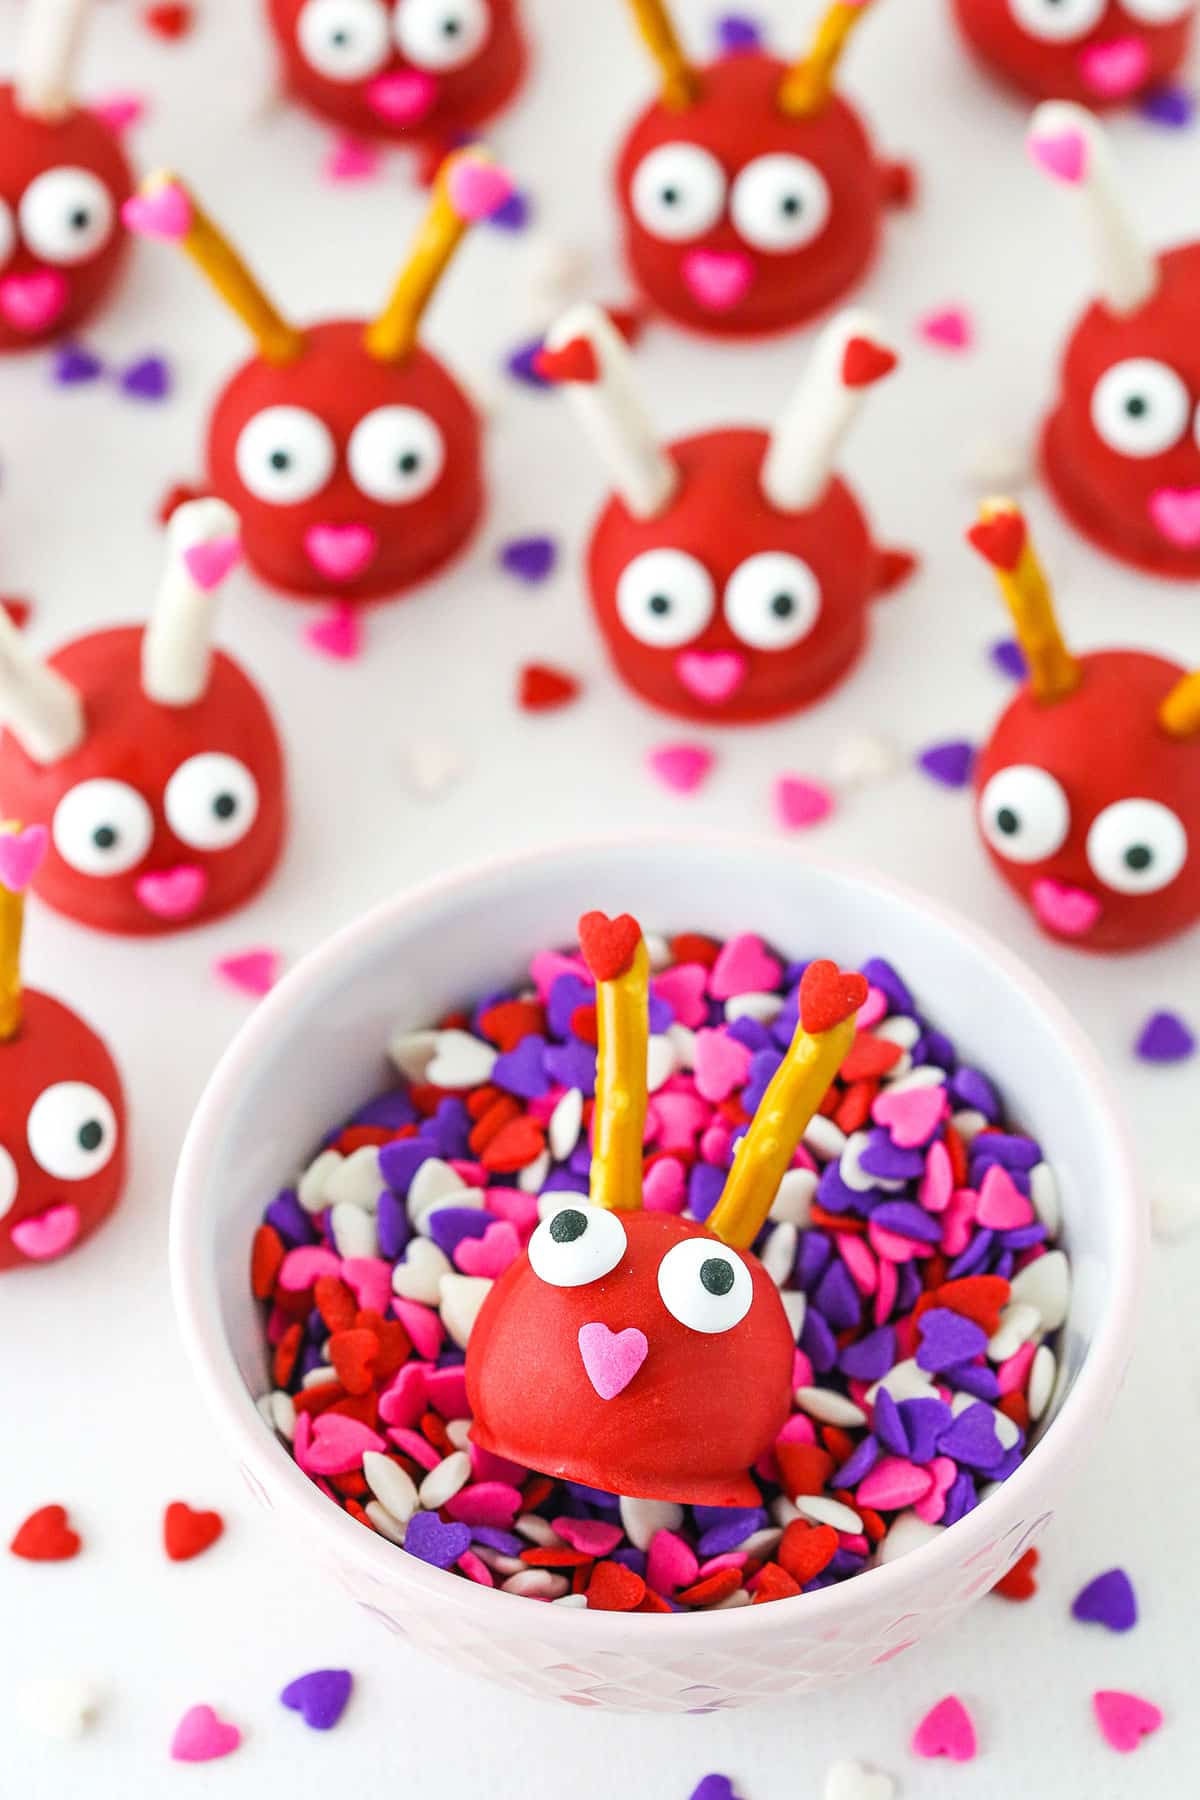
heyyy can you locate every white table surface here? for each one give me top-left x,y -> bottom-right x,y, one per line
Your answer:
2,1 -> 1199,1794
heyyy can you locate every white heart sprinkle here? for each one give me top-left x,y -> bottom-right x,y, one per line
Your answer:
796,1494 -> 862,1533
795,1387 -> 866,1428
501,1568 -> 568,1598
873,1014 -> 920,1049
951,1107 -> 989,1143
16,1677 -> 100,1741
762,1220 -> 798,1287
986,1301 -> 1042,1363
324,1144 -> 385,1212
877,1511 -> 945,1563
824,1759 -> 895,1800
1028,1344 -> 1056,1421
885,1065 -> 946,1092
642,930 -> 671,971
330,1202 -> 378,1259
551,1592 -> 589,1608
1029,1161 -> 1060,1233
781,1289 -> 807,1341
407,1158 -> 467,1230
548,1088 -> 584,1162
388,1028 -> 438,1082
517,1150 -> 552,1193
363,1451 -> 419,1523
298,1148 -> 342,1214
425,1029 -> 497,1090
419,1450 -> 472,1510
619,1496 -> 683,1550
803,1115 -> 847,1161
269,1390 -> 295,1439
439,1273 -> 493,1347
667,1022 -> 696,1068
365,1500 -> 407,1545
771,1167 -> 816,1226
392,1238 -> 452,1305
725,991 -> 783,1023
1010,1249 -> 1070,1331
646,1033 -> 679,1093
830,732 -> 900,787
868,1359 -> 937,1405
399,739 -> 468,799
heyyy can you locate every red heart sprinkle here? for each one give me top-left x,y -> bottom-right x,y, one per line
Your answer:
587,1560 -> 647,1611
966,512 -> 1026,572
313,1275 -> 359,1333
842,337 -> 898,388
993,1546 -> 1039,1601
775,1441 -> 835,1498
778,1520 -> 839,1584
533,337 -> 600,384
143,3 -> 194,39
328,1327 -> 381,1395
676,1567 -> 744,1607
569,1003 -> 599,1044
799,960 -> 869,1035
164,1501 -> 224,1562
480,1115 -> 545,1173
578,911 -> 642,982
751,1561 -> 802,1603
1,596 -> 30,629
10,1504 -> 81,1562
478,998 -> 545,1049
518,663 -> 581,712
250,1224 -> 284,1300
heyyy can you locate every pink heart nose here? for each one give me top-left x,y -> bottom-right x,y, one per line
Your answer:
1078,36 -> 1151,98
0,270 -> 69,332
1031,877 -> 1102,938
9,1204 -> 81,1261
675,649 -> 748,704
304,523 -> 380,583
1149,487 -> 1200,548
366,70 -> 439,124
135,864 -> 209,921
578,1322 -> 649,1400
681,249 -> 755,312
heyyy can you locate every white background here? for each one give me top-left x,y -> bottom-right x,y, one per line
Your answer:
2,0 -> 1199,1794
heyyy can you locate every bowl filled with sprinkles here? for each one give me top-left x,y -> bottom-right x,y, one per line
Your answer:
171,835 -> 1143,1712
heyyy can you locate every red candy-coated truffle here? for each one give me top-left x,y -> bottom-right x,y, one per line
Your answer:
266,0 -> 528,172
0,990 -> 126,1270
614,2 -> 911,339
969,506 -> 1200,953
951,0 -> 1192,108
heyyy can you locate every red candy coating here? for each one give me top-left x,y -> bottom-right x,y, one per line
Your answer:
265,0 -> 528,165
0,86 -> 132,351
588,428 -> 890,725
467,1210 -> 794,1505
0,628 -> 286,935
951,0 -> 1193,108
616,51 -> 898,339
206,324 -> 484,604
975,649 -> 1200,952
0,990 -> 126,1272
1042,246 -> 1200,578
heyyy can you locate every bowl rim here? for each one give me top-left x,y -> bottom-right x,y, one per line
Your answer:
171,831 -> 1144,1647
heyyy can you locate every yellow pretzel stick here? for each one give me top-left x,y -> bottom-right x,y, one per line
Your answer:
139,172 -> 305,366
778,0 -> 871,117
588,936 -> 650,1214
973,500 -> 1081,704
623,0 -> 698,110
1,823 -> 28,1042
365,151 -> 488,364
707,1010 -> 857,1251
1159,669 -> 1200,739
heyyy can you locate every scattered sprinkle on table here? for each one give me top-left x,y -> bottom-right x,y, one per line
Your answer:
648,743 -> 713,794
305,602 -> 362,662
918,306 -> 974,351
912,1694 -> 978,1761
774,775 -> 834,830
518,663 -> 580,711
163,1502 -> 224,1562
1093,1689 -> 1163,1753
500,536 -> 558,584
170,1704 -> 241,1763
1072,1567 -> 1137,1632
824,1761 -> 895,1800
280,1668 -> 354,1731
1135,1011 -> 1195,1064
992,1545 -> 1038,1600
9,1504 -> 81,1562
216,949 -> 282,998
917,740 -> 977,788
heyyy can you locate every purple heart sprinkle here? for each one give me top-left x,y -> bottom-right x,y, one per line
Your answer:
916,1307 -> 989,1373
265,1188 -> 318,1248
120,354 -> 171,400
917,739 -> 977,788
795,1229 -> 833,1289
487,188 -> 531,231
378,1136 -> 435,1195
834,1434 -> 880,1488
839,1324 -> 895,1382
950,1066 -> 1000,1118
499,535 -> 558,584
280,1668 -> 353,1731
690,1778 -> 736,1800
405,1511 -> 471,1569
800,1306 -> 837,1373
493,1033 -> 552,1098
873,1387 -> 908,1457
899,1396 -> 952,1464
351,1090 -> 417,1130
53,342 -> 103,385
427,1205 -> 492,1258
377,1187 -> 409,1260
937,1401 -> 1007,1470
989,637 -> 1028,681
505,336 -> 549,388
871,1200 -> 943,1244
547,972 -> 594,1039
814,1258 -> 862,1331
944,1359 -> 1000,1401
860,957 -> 914,1013
1071,1566 -> 1137,1632
687,1162 -> 726,1223
941,1469 -> 978,1526
543,1038 -> 596,1094
716,12 -> 763,51
697,1507 -> 766,1557
1135,1009 -> 1196,1064
1139,83 -> 1195,127
859,1132 -> 927,1182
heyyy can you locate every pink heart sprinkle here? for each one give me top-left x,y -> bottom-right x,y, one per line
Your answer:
643,1156 -> 687,1212
914,1455 -> 957,1523
214,948 -> 279,997
693,1027 -> 753,1102
857,984 -> 888,1030
577,1322 -> 648,1400
445,1482 -> 522,1528
552,1516 -> 625,1557
278,1246 -> 341,1291
836,1231 -> 877,1295
919,1138 -> 954,1213
92,92 -> 145,133
378,1361 -> 429,1429
0,823 -> 48,893
869,1222 -> 931,1264
1149,486 -> 1200,547
652,962 -> 708,1028
447,156 -> 515,221
454,1220 -> 521,1279
857,1455 -> 935,1511
10,1203 -> 80,1261
1093,1689 -> 1163,1753
976,1163 -> 1034,1230
912,1695 -> 978,1762
774,775 -> 834,831
873,1083 -> 947,1149
919,306 -> 973,351
170,1705 -> 241,1764
390,1301 -> 443,1364
1028,127 -> 1088,185
483,1188 -> 540,1232
674,649 -> 748,705
647,741 -> 714,794
301,1412 -> 386,1476
325,134 -> 382,185
183,535 -> 242,593
940,1190 -> 977,1257
709,931 -> 782,1001
341,1256 -> 392,1317
305,601 -> 363,662
122,181 -> 192,241
646,1528 -> 699,1594
874,1257 -> 898,1324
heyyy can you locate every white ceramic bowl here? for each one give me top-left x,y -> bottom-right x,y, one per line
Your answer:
171,836 -> 1143,1714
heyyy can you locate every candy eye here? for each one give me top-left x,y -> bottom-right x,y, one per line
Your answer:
19,167 -> 114,265
1008,0 -> 1105,39
1091,359 -> 1190,458
347,406 -> 445,503
297,0 -> 391,79
395,0 -> 491,68
1122,0 -> 1191,20
235,406 -> 336,505
630,142 -> 727,243
0,199 -> 15,268
164,754 -> 259,852
53,779 -> 154,876
1086,797 -> 1188,894
616,549 -> 716,648
0,1145 -> 16,1220
26,1083 -> 118,1181
657,1238 -> 754,1334
724,552 -> 821,650
730,154 -> 831,254
527,1204 -> 628,1288
979,766 -> 1071,864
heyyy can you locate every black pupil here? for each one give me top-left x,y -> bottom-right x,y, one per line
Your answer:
770,591 -> 795,619
781,195 -> 802,216
399,452 -> 420,474
550,1209 -> 588,1244
69,208 -> 90,232
213,792 -> 237,821
77,1120 -> 103,1152
93,825 -> 117,850
700,1257 -> 735,1297
996,806 -> 1020,836
661,186 -> 680,206
269,450 -> 291,471
1125,395 -> 1148,418
1125,843 -> 1153,871
648,593 -> 672,616
443,16 -> 461,34
332,28 -> 350,45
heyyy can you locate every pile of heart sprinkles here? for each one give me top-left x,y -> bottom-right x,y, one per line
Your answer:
250,927 -> 1071,1612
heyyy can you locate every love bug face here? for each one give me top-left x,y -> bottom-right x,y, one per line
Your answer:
951,0 -> 1193,106
616,52 -> 888,338
0,991 -> 125,1271
467,1207 -> 795,1505
0,87 -> 132,350
207,324 -> 483,602
0,628 -> 286,935
588,429 -> 877,724
266,0 -> 527,147
975,650 -> 1200,951
1043,246 -> 1200,576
